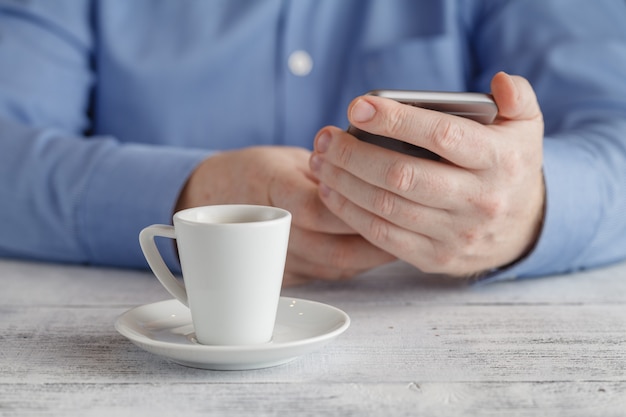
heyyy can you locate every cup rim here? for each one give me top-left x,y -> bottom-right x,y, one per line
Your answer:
173,204 -> 291,227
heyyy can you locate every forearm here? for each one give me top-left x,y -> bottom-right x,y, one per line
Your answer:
0,116 -> 208,268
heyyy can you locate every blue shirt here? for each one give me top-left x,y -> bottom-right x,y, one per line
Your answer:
1,0 -> 626,279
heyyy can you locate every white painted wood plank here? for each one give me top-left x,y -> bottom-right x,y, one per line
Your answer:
2,381 -> 625,417
2,303 -> 625,384
2,259 -> 626,417
3,259 -> 626,308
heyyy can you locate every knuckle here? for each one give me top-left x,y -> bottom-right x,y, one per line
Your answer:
327,244 -> 351,270
419,237 -> 467,276
366,216 -> 400,252
434,249 -> 455,270
499,150 -> 527,178
336,140 -> 355,167
384,160 -> 416,193
368,215 -> 391,244
325,241 -> 362,274
430,117 -> 465,153
424,246 -> 457,274
458,227 -> 480,247
371,188 -> 397,217
331,190 -> 351,216
465,187 -> 505,221
476,192 -> 505,220
384,105 -> 407,138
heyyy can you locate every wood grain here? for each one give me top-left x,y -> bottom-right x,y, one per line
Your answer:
1,259 -> 625,416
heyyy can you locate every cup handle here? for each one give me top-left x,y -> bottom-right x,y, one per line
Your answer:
139,224 -> 188,306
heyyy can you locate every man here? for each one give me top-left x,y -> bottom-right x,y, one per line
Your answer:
1,1 -> 625,284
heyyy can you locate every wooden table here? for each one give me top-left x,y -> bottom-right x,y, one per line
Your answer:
1,258 -> 626,416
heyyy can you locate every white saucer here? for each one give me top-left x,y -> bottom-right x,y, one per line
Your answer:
115,297 -> 350,370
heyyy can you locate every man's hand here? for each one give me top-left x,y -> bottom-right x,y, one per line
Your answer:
309,72 -> 545,277
176,146 -> 396,285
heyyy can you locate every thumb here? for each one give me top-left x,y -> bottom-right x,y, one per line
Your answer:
491,71 -> 542,122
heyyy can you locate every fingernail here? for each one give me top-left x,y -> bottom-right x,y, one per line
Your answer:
316,131 -> 331,153
351,99 -> 376,123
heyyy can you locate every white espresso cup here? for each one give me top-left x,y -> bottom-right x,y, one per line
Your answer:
139,205 -> 291,346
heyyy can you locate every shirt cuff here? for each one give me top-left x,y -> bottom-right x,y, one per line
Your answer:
76,143 -> 209,270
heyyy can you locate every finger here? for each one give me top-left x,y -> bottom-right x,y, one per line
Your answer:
319,185 -> 501,276
287,226 -> 396,278
315,165 -> 460,242
311,127 -> 476,209
491,72 -> 543,122
347,95 -> 495,169
317,185 -> 450,273
267,165 -> 355,234
284,252 -> 362,283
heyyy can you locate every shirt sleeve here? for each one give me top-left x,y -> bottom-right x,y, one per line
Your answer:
0,1 -> 208,269
468,0 -> 626,281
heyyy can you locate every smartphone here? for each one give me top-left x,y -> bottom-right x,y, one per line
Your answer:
347,90 -> 497,160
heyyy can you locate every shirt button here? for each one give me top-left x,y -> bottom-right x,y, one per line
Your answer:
288,50 -> 313,76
